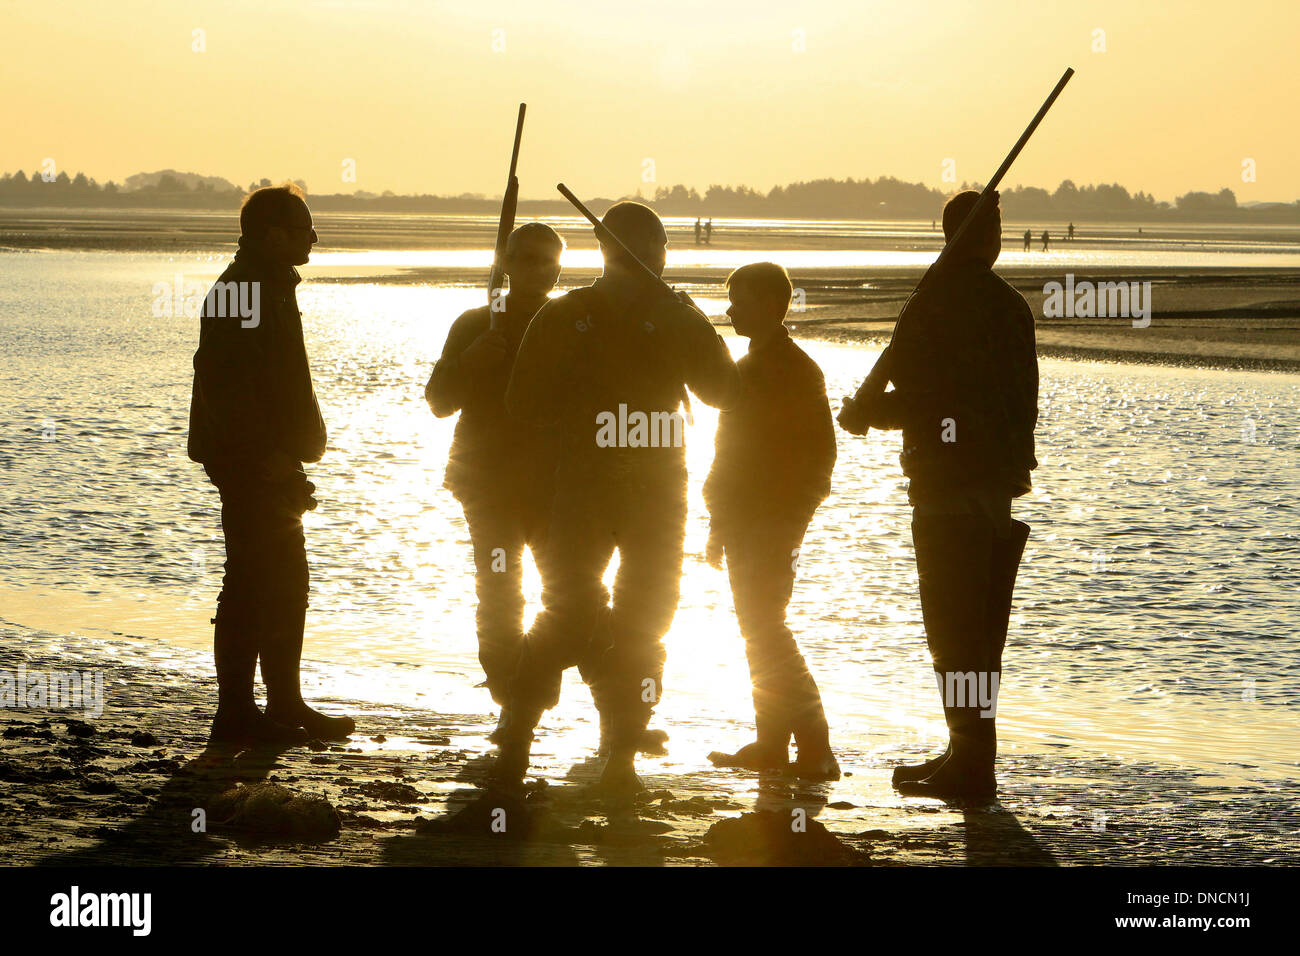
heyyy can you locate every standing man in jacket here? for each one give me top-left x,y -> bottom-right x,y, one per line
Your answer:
425,222 -> 564,736
499,201 -> 740,793
189,183 -> 354,745
839,190 -> 1037,802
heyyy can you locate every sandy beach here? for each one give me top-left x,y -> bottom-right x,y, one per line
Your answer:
3,625 -> 1296,867
3,210 -> 1298,869
4,208 -> 1297,372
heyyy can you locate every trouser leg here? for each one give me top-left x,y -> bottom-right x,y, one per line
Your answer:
249,486 -> 312,715
725,519 -> 828,753
986,519 -> 1030,676
587,484 -> 686,753
912,513 -> 998,770
461,495 -> 528,706
213,478 -> 307,714
506,490 -> 615,736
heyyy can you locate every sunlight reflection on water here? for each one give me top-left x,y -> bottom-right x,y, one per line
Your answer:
2,252 -> 1299,791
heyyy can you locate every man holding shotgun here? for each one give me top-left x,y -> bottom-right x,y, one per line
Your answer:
425,222 -> 565,728
839,189 -> 1037,801
500,200 -> 739,793
839,67 -> 1066,803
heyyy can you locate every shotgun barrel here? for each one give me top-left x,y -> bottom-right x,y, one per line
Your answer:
847,67 -> 1074,417
556,183 -> 681,299
556,183 -> 698,422
487,103 -> 526,330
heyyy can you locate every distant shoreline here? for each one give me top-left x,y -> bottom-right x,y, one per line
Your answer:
5,208 -> 1297,373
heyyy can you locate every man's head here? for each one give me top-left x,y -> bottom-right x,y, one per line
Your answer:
504,221 -> 565,299
942,189 -> 1001,268
240,183 -> 317,266
725,261 -> 792,342
599,201 -> 668,278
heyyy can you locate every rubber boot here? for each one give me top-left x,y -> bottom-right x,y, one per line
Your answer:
261,605 -> 355,740
791,710 -> 841,780
708,700 -> 791,771
210,612 -> 308,747
891,744 -> 951,784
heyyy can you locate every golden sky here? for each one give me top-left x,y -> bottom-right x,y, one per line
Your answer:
3,0 -> 1297,201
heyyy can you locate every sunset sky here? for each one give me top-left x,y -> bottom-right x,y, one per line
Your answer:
3,0 -> 1297,201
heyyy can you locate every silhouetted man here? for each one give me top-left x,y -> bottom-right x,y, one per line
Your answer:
1041,229 -> 1049,252
694,218 -> 702,245
705,218 -> 713,244
1023,228 -> 1032,252
704,262 -> 839,779
425,222 -> 564,736
189,183 -> 354,745
500,201 -> 739,792
838,190 -> 1037,802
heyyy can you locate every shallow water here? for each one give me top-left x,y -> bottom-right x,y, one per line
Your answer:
1,250 -> 1298,798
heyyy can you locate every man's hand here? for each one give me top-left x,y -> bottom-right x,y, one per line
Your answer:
837,395 -> 871,435
459,329 -> 509,373
705,524 -> 725,569
258,450 -> 301,483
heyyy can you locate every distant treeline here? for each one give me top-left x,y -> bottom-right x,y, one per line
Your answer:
2,167 -> 1296,223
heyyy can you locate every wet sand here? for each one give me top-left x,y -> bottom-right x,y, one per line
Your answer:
3,207 -> 1298,371
3,628 -> 1295,867
788,271 -> 1300,372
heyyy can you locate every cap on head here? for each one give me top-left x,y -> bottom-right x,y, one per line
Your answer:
600,201 -> 667,262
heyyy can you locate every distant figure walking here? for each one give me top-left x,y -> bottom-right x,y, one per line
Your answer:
499,201 -> 739,793
188,183 -> 354,746
838,189 -> 1039,803
705,218 -> 713,244
424,222 -> 565,737
704,262 -> 839,780
694,218 -> 702,245
1067,221 -> 1075,241
1041,229 -> 1050,252
1023,229 -> 1032,251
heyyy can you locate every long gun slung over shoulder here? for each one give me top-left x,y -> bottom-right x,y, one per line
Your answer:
487,102 -> 526,330
557,183 -> 701,421
842,67 -> 1074,429
556,183 -> 700,310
